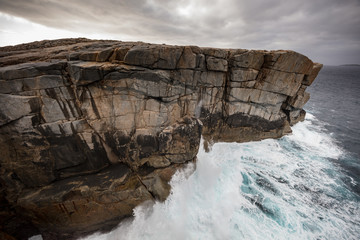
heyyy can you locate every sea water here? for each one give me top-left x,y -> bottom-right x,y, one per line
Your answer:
306,65 -> 360,196
80,66 -> 360,240
34,66 -> 360,240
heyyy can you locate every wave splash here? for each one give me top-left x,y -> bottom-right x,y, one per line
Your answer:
82,114 -> 360,240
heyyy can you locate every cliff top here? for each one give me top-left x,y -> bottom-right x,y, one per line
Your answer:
0,38 -> 311,69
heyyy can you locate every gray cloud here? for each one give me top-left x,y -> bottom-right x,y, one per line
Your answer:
0,0 -> 359,65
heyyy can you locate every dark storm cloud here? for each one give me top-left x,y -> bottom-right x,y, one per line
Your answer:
0,0 -> 359,64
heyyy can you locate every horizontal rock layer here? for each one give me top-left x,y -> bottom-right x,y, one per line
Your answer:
0,38 -> 322,239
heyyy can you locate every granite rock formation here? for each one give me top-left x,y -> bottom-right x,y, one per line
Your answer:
0,38 -> 322,239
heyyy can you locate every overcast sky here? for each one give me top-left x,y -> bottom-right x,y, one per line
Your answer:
0,0 -> 359,65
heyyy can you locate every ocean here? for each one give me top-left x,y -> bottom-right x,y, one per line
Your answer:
32,66 -> 360,240
306,66 -> 360,196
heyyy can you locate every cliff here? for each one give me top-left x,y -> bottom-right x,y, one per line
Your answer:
0,38 -> 322,239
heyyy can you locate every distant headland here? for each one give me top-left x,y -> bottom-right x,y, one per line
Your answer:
339,64 -> 360,67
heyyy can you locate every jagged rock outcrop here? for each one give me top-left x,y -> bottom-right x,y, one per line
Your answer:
0,38 -> 322,239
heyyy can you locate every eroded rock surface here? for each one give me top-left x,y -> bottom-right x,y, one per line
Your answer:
0,38 -> 322,239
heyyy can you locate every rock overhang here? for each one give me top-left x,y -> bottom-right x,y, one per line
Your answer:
0,38 -> 322,239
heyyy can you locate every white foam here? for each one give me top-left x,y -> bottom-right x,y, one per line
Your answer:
28,235 -> 43,240
287,113 -> 343,159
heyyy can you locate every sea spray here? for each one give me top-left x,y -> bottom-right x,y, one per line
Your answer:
81,114 -> 360,240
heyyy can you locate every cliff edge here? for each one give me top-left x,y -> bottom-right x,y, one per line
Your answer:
0,38 -> 322,239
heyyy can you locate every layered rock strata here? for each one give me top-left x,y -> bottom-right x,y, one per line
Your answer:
0,39 -> 322,239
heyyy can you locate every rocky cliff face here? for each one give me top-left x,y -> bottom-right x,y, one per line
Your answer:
0,38 -> 322,239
